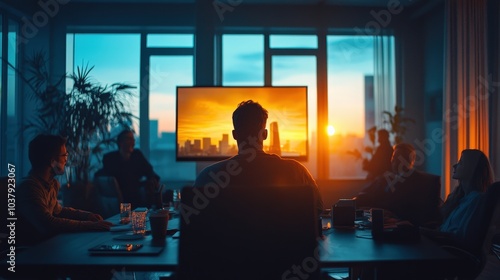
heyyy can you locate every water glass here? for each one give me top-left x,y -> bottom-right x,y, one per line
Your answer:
120,203 -> 131,224
132,210 -> 148,235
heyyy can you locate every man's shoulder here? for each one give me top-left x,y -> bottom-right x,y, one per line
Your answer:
17,175 -> 45,197
19,175 -> 40,187
103,151 -> 120,159
279,157 -> 309,171
194,158 -> 239,186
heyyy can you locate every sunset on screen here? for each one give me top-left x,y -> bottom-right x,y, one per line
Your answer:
177,87 -> 308,159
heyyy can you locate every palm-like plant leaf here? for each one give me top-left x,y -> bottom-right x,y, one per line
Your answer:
11,51 -> 138,183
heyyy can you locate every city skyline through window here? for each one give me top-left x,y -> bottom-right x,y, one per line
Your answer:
68,33 -> 394,182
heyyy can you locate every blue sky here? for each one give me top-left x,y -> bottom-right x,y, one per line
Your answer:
69,33 -> 374,136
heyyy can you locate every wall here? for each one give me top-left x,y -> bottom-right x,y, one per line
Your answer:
394,2 -> 445,178
422,4 -> 445,176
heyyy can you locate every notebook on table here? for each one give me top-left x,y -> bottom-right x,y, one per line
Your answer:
88,243 -> 164,256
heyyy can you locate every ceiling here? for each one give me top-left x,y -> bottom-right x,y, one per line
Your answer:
69,0 -> 422,8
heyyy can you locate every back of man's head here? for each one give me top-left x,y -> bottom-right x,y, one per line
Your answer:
28,134 -> 66,170
391,143 -> 416,173
232,100 -> 268,140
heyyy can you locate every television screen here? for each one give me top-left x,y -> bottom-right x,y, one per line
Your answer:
176,86 -> 308,161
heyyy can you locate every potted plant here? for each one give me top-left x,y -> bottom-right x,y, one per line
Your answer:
8,51 -> 136,188
383,105 -> 415,145
347,106 -> 415,178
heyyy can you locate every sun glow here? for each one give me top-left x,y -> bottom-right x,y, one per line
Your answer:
327,125 -> 336,136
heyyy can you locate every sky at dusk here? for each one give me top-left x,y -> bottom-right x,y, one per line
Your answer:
176,87 -> 308,155
69,33 -> 374,139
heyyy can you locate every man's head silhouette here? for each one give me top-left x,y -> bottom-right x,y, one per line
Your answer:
232,100 -> 268,145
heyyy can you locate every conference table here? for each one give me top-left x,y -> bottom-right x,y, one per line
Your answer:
4,214 -> 459,279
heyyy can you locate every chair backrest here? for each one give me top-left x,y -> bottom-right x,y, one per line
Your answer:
93,176 -> 123,219
460,182 -> 500,259
480,182 -> 500,257
178,185 -> 319,280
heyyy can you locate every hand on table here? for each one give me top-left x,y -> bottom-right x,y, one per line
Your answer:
87,213 -> 104,222
85,220 -> 114,231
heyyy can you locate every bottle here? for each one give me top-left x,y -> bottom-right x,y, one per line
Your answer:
173,189 -> 181,210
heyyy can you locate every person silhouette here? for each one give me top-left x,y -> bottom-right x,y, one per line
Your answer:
193,100 -> 324,213
362,129 -> 393,180
419,149 -> 495,278
17,134 -> 112,245
100,130 -> 160,208
437,149 -> 494,249
354,143 -> 442,226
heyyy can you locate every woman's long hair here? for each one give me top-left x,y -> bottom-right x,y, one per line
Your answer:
440,149 -> 494,221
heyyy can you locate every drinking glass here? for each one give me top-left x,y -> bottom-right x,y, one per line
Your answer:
64,166 -> 71,188
120,203 -> 131,224
131,210 -> 148,235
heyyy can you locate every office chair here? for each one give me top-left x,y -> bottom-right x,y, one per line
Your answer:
178,185 -> 319,280
93,176 -> 123,219
440,181 -> 500,279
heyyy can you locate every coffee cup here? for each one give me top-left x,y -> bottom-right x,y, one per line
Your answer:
149,209 -> 169,240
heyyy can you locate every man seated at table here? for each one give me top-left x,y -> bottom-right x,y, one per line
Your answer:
99,129 -> 160,208
354,143 -> 442,227
17,134 -> 112,245
194,100 -> 324,213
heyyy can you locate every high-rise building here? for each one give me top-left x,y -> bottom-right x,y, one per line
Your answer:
193,139 -> 201,152
184,140 -> 192,154
269,121 -> 281,156
150,119 -> 159,148
202,137 -> 211,152
219,134 -> 229,154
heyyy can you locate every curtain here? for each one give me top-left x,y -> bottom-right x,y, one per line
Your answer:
443,0 -> 489,197
491,0 -> 500,184
373,35 -> 396,132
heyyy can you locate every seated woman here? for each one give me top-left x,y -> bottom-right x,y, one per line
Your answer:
422,149 -> 494,252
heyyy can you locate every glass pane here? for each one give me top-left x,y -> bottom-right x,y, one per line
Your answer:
272,56 -> 317,177
147,34 -> 194,48
327,35 -> 374,179
72,33 -> 140,130
6,20 -> 18,166
149,55 -> 195,181
222,34 -> 264,85
270,35 -> 317,49
71,33 -> 140,177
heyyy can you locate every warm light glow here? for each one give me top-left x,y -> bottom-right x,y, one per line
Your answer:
177,87 -> 308,158
327,125 -> 336,136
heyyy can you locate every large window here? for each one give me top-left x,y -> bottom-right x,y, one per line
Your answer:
272,55 -> 318,176
222,35 -> 264,86
67,32 -> 394,182
222,34 -> 320,176
68,33 -> 196,183
0,17 -> 20,176
327,35 -> 374,179
328,35 -> 395,179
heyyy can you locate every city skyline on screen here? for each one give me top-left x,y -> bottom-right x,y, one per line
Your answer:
176,87 -> 308,159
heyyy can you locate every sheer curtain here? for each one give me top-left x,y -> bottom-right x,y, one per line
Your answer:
443,0 -> 489,197
373,35 -> 396,131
